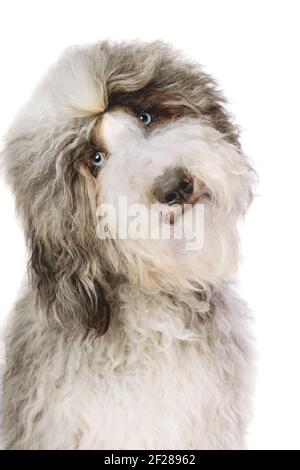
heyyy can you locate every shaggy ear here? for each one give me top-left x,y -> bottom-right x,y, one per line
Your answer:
1,120 -> 114,336
29,229 -> 111,336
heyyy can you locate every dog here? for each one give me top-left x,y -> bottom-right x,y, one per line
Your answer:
1,40 -> 255,449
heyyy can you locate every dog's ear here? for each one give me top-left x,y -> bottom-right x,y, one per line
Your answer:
1,119 -> 113,336
17,132 -> 114,336
29,229 -> 111,336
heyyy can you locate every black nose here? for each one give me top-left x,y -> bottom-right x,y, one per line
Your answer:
152,167 -> 194,205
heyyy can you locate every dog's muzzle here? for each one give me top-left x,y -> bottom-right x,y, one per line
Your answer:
152,166 -> 208,208
152,167 -> 194,206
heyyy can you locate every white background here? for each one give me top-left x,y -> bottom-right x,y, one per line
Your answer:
0,0 -> 299,450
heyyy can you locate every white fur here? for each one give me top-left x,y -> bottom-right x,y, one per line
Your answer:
99,111 -> 251,285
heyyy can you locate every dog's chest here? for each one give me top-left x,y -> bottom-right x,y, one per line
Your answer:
54,292 -> 239,449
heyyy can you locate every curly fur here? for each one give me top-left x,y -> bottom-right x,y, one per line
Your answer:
1,40 -> 255,449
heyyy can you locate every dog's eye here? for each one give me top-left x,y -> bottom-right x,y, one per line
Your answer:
139,112 -> 152,126
92,151 -> 105,167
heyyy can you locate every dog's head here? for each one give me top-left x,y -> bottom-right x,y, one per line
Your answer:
2,41 -> 254,334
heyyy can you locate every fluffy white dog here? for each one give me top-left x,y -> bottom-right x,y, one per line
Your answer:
1,40 -> 255,449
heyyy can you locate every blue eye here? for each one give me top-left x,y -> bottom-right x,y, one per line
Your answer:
93,151 -> 105,166
139,112 -> 152,126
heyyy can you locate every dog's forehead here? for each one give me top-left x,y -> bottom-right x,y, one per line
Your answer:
90,88 -> 201,151
7,41 -> 239,148
106,87 -> 200,126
